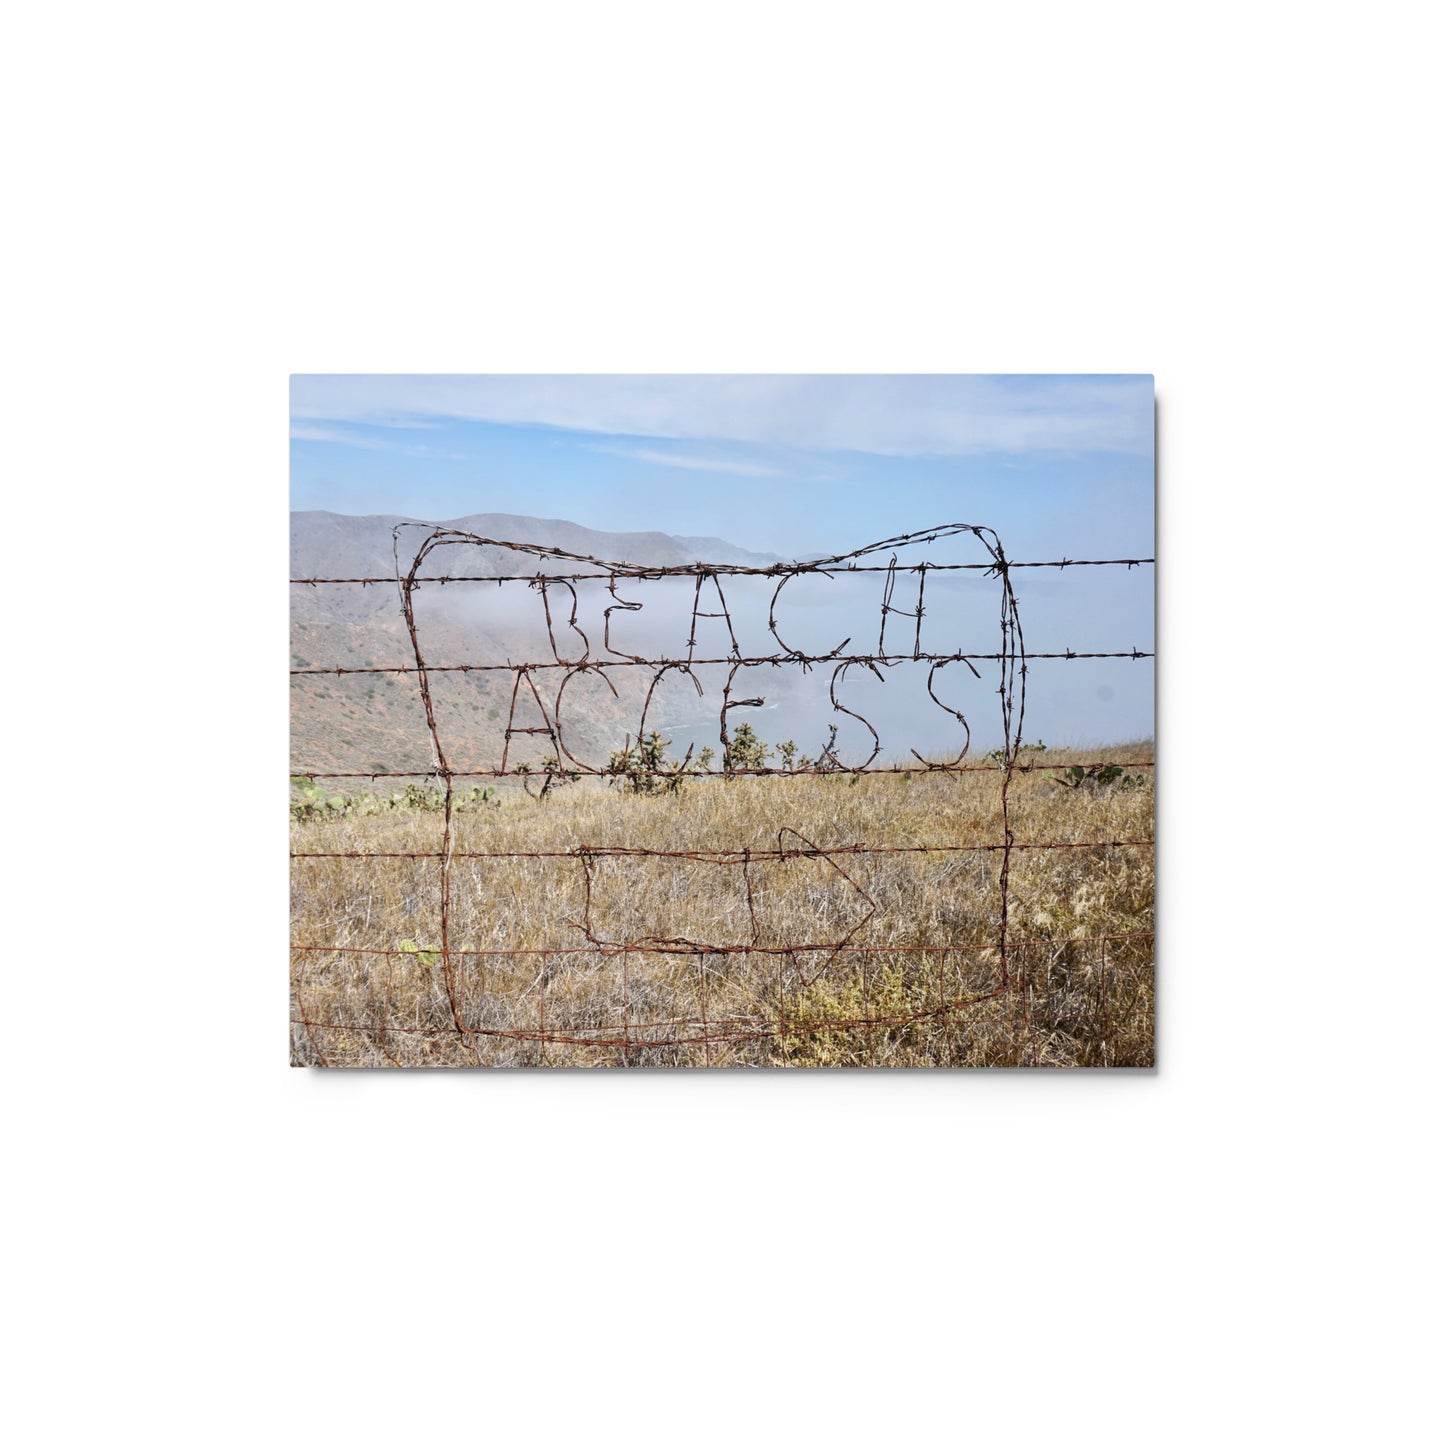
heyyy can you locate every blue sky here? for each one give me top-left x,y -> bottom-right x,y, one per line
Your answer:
290,374 -> 1153,558
291,375 -> 1154,746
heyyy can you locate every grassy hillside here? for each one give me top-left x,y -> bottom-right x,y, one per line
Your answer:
290,744 -> 1154,1068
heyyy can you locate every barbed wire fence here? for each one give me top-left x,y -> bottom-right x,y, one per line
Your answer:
291,523 -> 1155,1066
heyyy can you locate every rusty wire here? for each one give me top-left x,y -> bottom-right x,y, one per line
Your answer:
291,554 -> 1155,586
290,523 -> 1155,1064
292,838 -> 1154,861
290,651 -> 1153,677
291,760 -> 1155,779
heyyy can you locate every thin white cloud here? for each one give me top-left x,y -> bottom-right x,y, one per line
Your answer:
589,444 -> 786,478
290,423 -> 391,450
291,374 -> 1154,458
289,422 -> 468,460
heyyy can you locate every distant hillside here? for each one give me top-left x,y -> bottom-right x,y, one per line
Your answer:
291,510 -> 779,581
290,511 -> 788,784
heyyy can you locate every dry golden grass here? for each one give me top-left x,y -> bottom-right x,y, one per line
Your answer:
290,744 -> 1154,1068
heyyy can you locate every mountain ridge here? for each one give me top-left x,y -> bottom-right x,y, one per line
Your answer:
291,509 -> 783,579
290,510 -> 791,782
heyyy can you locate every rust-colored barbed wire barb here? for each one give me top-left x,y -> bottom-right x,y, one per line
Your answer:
290,651 -> 1154,676
291,931 -> 1153,960
292,837 -> 1154,862
290,523 -> 1155,1064
291,555 -> 1155,586
291,759 -> 1156,780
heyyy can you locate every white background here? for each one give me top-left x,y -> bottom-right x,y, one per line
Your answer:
5,3 -> 1437,1442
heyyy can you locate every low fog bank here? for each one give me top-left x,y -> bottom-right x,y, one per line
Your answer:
404,556 -> 1151,762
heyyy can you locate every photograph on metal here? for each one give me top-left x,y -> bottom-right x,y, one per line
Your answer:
290,376 -> 1155,1067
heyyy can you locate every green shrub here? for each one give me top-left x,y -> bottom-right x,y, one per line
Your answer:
516,757 -> 580,800
290,776 -> 496,821
605,732 -> 712,796
985,739 -> 1047,767
1050,763 -> 1146,792
778,964 -> 936,1066
724,721 -> 769,774
398,938 -> 440,968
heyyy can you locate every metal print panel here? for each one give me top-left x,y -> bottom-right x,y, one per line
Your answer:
290,375 -> 1155,1067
